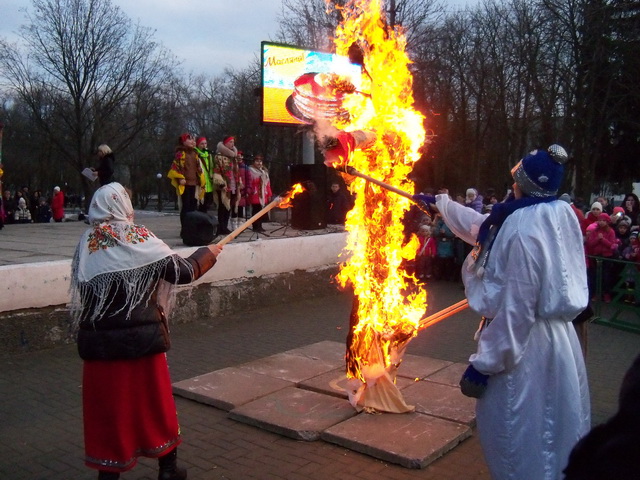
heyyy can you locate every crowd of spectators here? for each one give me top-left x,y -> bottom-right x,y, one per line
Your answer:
403,186 -> 640,305
0,185 -> 80,225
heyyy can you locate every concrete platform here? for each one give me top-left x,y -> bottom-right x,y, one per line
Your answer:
172,366 -> 293,411
172,342 -> 345,411
283,340 -> 347,365
395,353 -> 453,380
236,344 -> 344,383
228,386 -> 357,441
321,411 -> 472,469
401,380 -> 477,426
174,341 -> 476,469
424,361 -> 469,387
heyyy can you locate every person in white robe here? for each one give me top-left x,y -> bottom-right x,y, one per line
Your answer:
417,145 -> 590,480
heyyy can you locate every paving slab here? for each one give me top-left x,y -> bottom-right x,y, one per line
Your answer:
401,380 -> 476,426
172,366 -> 293,411
395,353 -> 453,380
321,411 -> 472,469
283,339 -> 346,365
298,367 -> 416,399
424,361 -> 468,386
228,386 -> 357,441
237,351 -> 340,383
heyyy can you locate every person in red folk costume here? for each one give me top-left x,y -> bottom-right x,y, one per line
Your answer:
70,183 -> 223,480
51,186 -> 65,222
213,136 -> 242,235
246,154 -> 272,233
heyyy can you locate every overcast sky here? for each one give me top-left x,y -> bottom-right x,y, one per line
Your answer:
0,0 -> 283,77
0,0 -> 475,78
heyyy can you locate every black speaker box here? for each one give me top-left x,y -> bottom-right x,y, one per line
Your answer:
182,211 -> 217,246
290,164 -> 327,230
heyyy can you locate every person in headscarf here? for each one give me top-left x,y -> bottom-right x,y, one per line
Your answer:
246,154 -> 272,233
416,145 -> 590,480
194,136 -> 215,214
167,133 -> 206,238
213,136 -> 241,235
70,183 -> 222,480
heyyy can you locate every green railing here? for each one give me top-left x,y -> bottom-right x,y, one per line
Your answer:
589,256 -> 640,334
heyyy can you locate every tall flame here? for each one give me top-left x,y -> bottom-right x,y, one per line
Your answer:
325,0 -> 428,402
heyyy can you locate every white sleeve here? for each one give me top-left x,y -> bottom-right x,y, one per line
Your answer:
435,194 -> 488,246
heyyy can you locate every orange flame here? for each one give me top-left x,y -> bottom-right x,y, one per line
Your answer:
326,0 -> 429,397
277,183 -> 305,209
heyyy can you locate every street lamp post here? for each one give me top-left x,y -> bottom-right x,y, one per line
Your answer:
156,173 -> 163,212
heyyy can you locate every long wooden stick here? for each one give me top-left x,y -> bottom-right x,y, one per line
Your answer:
216,193 -> 286,246
346,166 -> 414,200
345,166 -> 431,215
418,299 -> 469,331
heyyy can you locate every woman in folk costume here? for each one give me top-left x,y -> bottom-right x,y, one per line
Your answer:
213,136 -> 242,235
70,183 -> 222,480
246,154 -> 272,233
416,145 -> 590,480
194,136 -> 215,214
167,133 -> 206,238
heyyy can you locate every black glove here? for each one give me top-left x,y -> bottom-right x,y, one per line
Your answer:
459,364 -> 489,398
412,194 -> 436,205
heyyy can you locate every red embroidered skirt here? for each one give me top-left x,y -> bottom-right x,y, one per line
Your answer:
82,353 -> 181,472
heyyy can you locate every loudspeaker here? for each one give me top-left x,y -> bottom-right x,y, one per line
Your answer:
290,164 -> 327,230
182,211 -> 217,246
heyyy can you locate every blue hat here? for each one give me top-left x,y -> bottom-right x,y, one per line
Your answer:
511,144 -> 568,198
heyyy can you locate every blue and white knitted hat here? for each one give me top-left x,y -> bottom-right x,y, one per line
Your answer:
511,145 -> 568,198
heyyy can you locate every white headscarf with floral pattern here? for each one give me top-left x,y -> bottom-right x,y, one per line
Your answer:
70,183 -> 188,324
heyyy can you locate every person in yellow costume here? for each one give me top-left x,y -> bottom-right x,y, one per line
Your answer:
167,133 -> 205,238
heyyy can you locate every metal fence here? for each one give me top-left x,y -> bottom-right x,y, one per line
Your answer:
588,256 -> 640,334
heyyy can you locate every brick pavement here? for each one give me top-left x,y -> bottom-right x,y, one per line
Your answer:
1,281 -> 638,479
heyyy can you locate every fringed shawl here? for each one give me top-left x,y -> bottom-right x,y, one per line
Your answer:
69,183 -> 193,325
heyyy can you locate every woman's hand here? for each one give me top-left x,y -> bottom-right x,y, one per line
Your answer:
179,179 -> 186,186
208,244 -> 223,258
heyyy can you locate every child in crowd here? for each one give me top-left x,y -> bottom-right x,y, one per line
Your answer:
621,232 -> 640,305
415,224 -> 436,281
433,214 -> 456,281
585,212 -> 619,302
582,201 -> 603,234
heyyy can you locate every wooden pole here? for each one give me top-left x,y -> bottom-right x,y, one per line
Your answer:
418,299 -> 469,331
345,166 -> 431,215
216,188 -> 298,246
346,166 -> 414,200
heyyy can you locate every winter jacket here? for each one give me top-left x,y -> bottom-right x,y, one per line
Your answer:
77,248 -> 216,360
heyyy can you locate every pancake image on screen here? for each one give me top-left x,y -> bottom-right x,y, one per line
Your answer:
288,72 -> 355,123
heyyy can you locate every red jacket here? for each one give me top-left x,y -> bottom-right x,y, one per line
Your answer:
51,191 -> 65,221
417,236 -> 436,257
585,225 -> 618,258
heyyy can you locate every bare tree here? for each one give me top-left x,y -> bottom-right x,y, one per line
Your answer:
0,0 -> 176,206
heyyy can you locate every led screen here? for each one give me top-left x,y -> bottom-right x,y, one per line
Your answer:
261,41 -> 362,126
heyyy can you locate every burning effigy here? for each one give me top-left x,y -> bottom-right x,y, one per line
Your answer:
308,0 -> 438,413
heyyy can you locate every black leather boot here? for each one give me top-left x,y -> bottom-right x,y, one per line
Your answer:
98,471 -> 120,480
158,447 -> 187,480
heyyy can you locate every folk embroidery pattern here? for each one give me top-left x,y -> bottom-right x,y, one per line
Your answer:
87,224 -> 155,253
